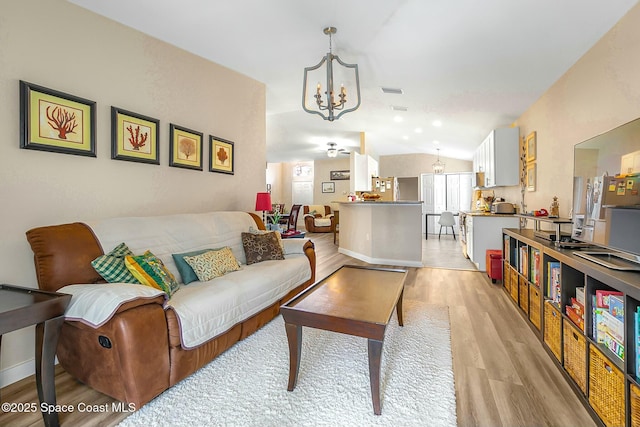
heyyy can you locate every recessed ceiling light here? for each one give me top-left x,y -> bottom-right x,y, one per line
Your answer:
414,128 -> 423,133
432,120 -> 442,127
402,135 -> 409,140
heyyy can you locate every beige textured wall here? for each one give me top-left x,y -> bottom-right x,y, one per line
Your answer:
0,0 -> 265,383
379,153 -> 473,178
503,3 -> 640,216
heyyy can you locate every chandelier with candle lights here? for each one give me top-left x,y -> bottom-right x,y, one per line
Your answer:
302,27 -> 361,121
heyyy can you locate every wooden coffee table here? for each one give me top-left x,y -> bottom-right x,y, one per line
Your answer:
280,265 -> 407,415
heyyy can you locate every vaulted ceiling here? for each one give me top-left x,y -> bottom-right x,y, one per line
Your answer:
69,0 -> 637,162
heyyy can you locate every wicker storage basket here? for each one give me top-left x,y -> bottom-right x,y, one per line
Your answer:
631,383 -> 640,427
519,276 -> 529,313
529,285 -> 541,330
589,344 -> 624,427
503,264 -> 511,293
543,300 -> 562,361
510,269 -> 518,302
563,319 -> 586,394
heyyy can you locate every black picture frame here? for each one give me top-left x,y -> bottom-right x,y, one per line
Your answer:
169,123 -> 203,170
209,135 -> 235,175
322,182 -> 335,193
19,80 -> 96,157
111,107 -> 160,164
330,170 -> 350,180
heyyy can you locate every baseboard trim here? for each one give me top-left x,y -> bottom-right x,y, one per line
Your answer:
338,248 -> 423,268
0,358 -> 35,388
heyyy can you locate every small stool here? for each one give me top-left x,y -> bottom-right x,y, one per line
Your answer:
486,249 -> 503,283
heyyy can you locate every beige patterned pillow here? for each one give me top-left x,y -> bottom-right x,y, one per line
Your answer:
183,247 -> 241,282
241,232 -> 285,265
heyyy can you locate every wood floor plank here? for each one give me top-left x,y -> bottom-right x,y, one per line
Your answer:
0,231 -> 598,427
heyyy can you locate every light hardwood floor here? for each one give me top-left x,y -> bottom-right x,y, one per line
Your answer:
0,232 -> 597,427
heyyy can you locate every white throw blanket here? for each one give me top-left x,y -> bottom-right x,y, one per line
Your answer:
64,211 -> 313,348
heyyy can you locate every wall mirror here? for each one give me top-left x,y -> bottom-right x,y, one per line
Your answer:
572,118 -> 640,257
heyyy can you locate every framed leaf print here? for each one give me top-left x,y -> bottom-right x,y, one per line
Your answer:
111,107 -> 159,164
169,124 -> 203,170
209,135 -> 234,175
19,80 -> 96,157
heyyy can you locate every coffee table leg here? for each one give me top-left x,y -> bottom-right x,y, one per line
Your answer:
285,322 -> 302,391
36,316 -> 65,427
396,289 -> 404,327
368,338 -> 383,415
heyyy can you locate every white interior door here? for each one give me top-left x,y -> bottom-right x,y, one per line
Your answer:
292,181 -> 313,206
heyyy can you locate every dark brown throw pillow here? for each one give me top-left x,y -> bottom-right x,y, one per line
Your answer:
241,232 -> 285,265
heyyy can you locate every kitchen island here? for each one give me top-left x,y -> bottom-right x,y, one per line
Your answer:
338,201 -> 422,267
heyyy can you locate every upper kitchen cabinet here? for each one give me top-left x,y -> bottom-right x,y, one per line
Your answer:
473,127 -> 519,188
351,153 -> 378,192
621,149 -> 640,174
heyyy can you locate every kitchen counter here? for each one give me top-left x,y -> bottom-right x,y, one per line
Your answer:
462,210 -> 519,217
337,202 -> 422,267
461,212 -> 520,271
339,201 -> 422,205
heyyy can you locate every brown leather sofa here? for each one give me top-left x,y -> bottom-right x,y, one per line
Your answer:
25,212 -> 316,408
303,205 -> 335,233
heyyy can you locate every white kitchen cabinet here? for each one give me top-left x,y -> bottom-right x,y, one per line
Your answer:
473,127 -> 519,187
467,214 -> 520,271
351,153 -> 378,192
621,149 -> 640,174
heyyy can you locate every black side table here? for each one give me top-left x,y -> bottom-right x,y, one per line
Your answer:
0,284 -> 71,427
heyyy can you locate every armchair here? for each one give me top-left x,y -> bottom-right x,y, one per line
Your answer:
303,205 -> 335,233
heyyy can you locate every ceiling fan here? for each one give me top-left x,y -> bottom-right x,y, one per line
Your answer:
326,142 -> 350,157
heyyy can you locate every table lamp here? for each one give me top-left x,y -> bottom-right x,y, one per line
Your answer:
255,192 -> 272,226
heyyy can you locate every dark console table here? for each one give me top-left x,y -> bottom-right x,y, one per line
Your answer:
0,284 -> 71,427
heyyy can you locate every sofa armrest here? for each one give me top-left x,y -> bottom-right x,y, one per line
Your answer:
59,283 -> 167,328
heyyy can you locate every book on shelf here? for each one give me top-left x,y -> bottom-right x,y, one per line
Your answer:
519,246 -> 528,278
596,290 -> 624,309
530,248 -> 540,287
609,295 -> 624,320
593,296 -> 605,344
635,309 -> 640,376
547,262 -> 561,303
601,310 -> 624,343
570,297 -> 584,317
566,305 -> 585,330
503,235 -> 510,263
576,286 -> 585,306
604,332 -> 624,361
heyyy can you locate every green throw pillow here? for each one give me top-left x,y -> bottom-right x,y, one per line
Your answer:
172,249 -> 213,284
91,242 -> 140,284
125,251 -> 180,297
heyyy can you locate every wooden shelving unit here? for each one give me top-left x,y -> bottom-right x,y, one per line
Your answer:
503,228 -> 640,427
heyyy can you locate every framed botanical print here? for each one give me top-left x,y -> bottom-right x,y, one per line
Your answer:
322,182 -> 335,193
527,163 -> 536,192
169,124 -> 203,170
526,131 -> 536,163
111,107 -> 159,164
19,81 -> 96,157
209,135 -> 234,175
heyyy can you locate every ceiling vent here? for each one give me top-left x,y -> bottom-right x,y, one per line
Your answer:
381,87 -> 404,95
391,105 -> 408,111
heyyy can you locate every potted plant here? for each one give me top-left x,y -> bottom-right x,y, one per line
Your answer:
269,211 -> 281,231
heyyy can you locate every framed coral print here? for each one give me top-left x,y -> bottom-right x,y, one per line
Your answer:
111,107 -> 159,164
526,131 -> 536,163
19,80 -> 96,157
209,135 -> 234,175
527,163 -> 536,192
169,124 -> 203,170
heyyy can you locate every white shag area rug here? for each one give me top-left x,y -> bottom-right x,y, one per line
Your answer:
118,301 -> 456,427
